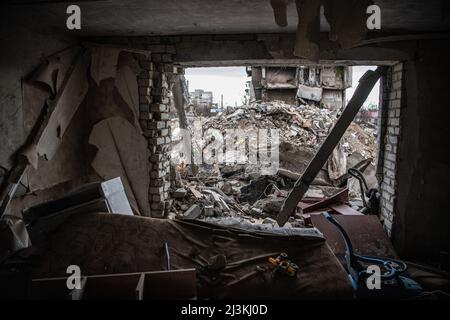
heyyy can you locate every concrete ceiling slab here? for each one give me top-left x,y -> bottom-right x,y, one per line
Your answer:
3,0 -> 450,36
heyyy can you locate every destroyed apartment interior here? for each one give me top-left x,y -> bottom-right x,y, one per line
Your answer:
1,0 -> 450,302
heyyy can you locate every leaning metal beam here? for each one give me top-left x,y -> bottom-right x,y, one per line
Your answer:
276,66 -> 387,226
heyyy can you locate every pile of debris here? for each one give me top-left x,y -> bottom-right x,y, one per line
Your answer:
168,100 -> 378,227
203,100 -> 377,158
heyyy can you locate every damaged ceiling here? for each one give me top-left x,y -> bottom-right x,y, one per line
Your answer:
3,0 -> 450,36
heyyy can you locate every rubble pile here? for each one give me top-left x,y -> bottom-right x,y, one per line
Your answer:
169,100 -> 378,227
204,100 -> 376,157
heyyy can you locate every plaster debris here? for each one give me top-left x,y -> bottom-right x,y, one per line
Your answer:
169,100 -> 377,226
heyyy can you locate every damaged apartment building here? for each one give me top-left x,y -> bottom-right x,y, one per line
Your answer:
248,65 -> 351,109
0,0 -> 450,301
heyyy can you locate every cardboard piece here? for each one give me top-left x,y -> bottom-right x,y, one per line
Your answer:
89,117 -> 150,216
35,50 -> 90,161
90,47 -> 120,86
115,66 -> 141,131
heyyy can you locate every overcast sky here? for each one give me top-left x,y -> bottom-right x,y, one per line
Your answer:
346,66 -> 380,107
185,66 -> 380,107
185,67 -> 249,106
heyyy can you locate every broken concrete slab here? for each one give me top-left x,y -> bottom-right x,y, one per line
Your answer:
253,195 -> 284,215
182,204 -> 202,220
173,188 -> 187,198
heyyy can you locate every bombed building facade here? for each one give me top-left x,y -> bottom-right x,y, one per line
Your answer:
0,0 -> 449,302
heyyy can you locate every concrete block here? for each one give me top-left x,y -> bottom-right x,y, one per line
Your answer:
150,178 -> 164,187
150,103 -> 169,113
153,112 -> 169,121
147,121 -> 167,129
139,112 -> 152,120
182,205 -> 202,220
150,186 -> 164,194
173,188 -> 187,199
138,86 -> 151,96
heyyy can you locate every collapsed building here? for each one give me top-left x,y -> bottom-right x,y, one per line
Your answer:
0,0 -> 450,300
248,65 -> 351,109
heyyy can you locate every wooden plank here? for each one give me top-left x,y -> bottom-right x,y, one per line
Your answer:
30,269 -> 196,300
276,67 -> 386,226
330,204 -> 364,215
188,185 -> 203,199
302,188 -> 348,213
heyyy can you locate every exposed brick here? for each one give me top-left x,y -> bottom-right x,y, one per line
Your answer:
150,187 -> 164,194
151,202 -> 165,210
147,121 -> 168,129
138,86 -> 151,96
149,137 -> 166,145
393,63 -> 403,73
147,44 -> 167,53
153,96 -> 170,104
150,103 -> 169,113
150,178 -> 164,187
163,36 -> 181,44
153,112 -> 170,121
139,60 -> 154,70
165,45 -> 176,54
139,94 -> 152,103
151,170 -> 166,179
138,78 -> 153,87
139,103 -> 150,113
151,53 -> 163,62
138,70 -> 151,79
146,36 -> 161,44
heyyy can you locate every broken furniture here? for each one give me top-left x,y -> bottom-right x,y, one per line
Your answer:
23,177 -> 133,244
27,212 -> 353,299
30,269 -> 196,300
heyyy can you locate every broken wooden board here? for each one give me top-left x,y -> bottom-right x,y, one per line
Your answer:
29,269 -> 196,300
301,188 -> 349,213
89,116 -> 150,216
188,185 -> 203,199
329,203 -> 364,216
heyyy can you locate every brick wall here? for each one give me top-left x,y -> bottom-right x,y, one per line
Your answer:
137,41 -> 178,218
377,62 -> 405,236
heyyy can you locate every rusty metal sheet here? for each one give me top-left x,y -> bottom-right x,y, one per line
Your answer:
302,188 -> 349,213
329,204 -> 363,215
311,214 -> 398,259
